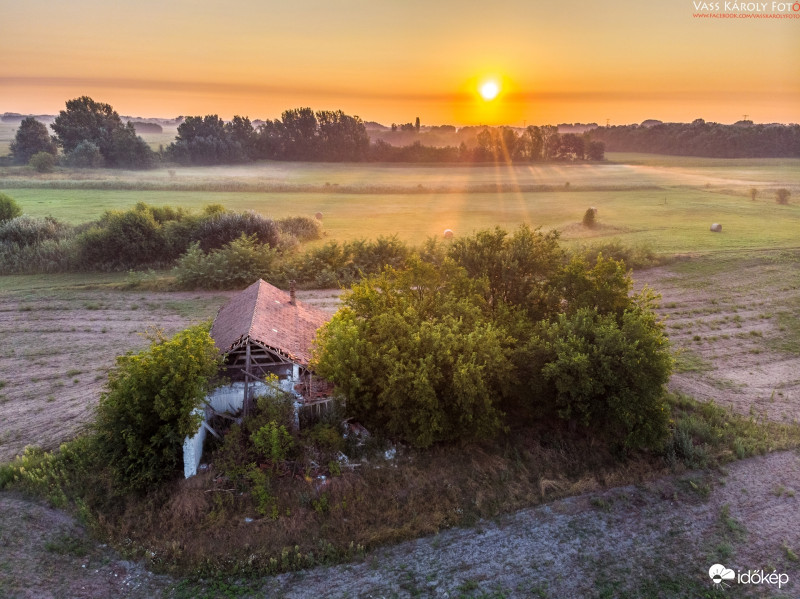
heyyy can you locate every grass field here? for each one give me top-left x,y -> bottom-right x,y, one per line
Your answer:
3,183 -> 799,254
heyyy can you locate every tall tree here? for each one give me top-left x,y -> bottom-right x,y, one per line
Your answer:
10,117 -> 57,164
51,96 -> 123,161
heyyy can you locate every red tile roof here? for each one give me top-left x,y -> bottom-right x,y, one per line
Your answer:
210,279 -> 331,366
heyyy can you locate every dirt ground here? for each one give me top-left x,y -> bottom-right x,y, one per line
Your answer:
636,251 -> 800,425
2,451 -> 798,598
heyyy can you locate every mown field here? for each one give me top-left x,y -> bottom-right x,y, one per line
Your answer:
2,155 -> 799,253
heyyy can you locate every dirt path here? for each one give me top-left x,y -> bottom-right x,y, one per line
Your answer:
2,450 -> 798,598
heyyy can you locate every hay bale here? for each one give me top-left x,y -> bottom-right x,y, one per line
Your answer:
443,229 -> 454,239
315,212 -> 323,220
710,223 -> 722,233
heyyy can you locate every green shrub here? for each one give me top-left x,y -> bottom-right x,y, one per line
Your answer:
0,193 -> 22,222
193,211 -> 279,252
65,140 -> 104,168
538,303 -> 672,450
173,235 -> 279,289
575,239 -> 664,270
277,216 -> 323,242
0,215 -> 72,246
314,258 -> 511,447
94,324 -> 220,492
251,422 -> 294,466
29,151 -> 57,173
77,207 -> 169,269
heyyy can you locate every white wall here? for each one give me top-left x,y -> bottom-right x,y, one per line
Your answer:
183,378 -> 297,478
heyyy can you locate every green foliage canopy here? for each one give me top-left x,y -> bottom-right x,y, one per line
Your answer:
315,226 -> 673,451
10,117 -> 57,164
94,324 -> 220,492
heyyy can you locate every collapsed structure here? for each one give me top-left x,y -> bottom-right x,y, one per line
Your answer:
183,279 -> 333,477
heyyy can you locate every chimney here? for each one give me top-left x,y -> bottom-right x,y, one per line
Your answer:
289,280 -> 296,306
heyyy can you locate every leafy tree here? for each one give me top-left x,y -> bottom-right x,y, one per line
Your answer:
314,258 -> 511,447
315,226 -> 672,451
316,110 -> 369,161
94,324 -> 220,492
280,108 -> 319,160
586,140 -> 605,161
415,116 -> 420,133
749,188 -> 758,201
0,193 -> 22,222
169,115 -> 229,165
110,123 -> 154,169
775,188 -> 791,205
51,96 -> 123,162
10,117 -> 57,164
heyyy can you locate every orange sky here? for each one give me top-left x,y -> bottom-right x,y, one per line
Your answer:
2,0 -> 799,126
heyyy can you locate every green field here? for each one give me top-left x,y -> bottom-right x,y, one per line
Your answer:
2,155 -> 798,254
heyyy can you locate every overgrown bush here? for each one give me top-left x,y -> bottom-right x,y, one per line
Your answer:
173,236 -> 279,289
0,215 -> 72,246
538,303 -> 672,449
94,324 -> 220,492
193,210 -> 280,252
315,258 -> 512,447
277,216 -> 323,242
0,193 -> 22,222
29,151 -> 57,173
775,188 -> 791,204
315,226 -> 673,451
574,239 -> 664,270
77,207 -> 169,270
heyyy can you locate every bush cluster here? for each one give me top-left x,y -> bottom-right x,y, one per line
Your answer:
314,226 -> 674,451
94,324 -> 220,492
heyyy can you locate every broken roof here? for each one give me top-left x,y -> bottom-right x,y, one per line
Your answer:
210,279 -> 331,366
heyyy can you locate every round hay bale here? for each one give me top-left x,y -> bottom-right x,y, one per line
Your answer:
315,212 -> 323,220
710,223 -> 722,233
443,229 -> 454,239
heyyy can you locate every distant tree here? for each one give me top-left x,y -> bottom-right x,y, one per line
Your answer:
10,117 -> 57,164
775,188 -> 791,204
415,116 -> 420,133
749,188 -> 758,201
0,193 -> 22,222
110,123 -> 155,169
280,108 -> 319,160
28,152 -> 57,173
225,115 -> 257,162
51,96 -> 123,162
558,133 -> 585,160
169,115 -> 229,165
316,110 -> 370,161
64,140 -> 104,168
586,140 -> 605,161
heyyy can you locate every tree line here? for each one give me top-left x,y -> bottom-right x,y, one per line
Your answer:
588,119 -> 800,158
8,96 -> 606,168
12,96 -> 800,168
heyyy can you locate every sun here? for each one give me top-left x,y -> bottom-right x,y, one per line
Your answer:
479,80 -> 500,101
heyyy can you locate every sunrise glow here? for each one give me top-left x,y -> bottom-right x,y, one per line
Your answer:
480,81 -> 500,101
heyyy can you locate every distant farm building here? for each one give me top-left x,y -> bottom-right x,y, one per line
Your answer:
184,279 -> 333,477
